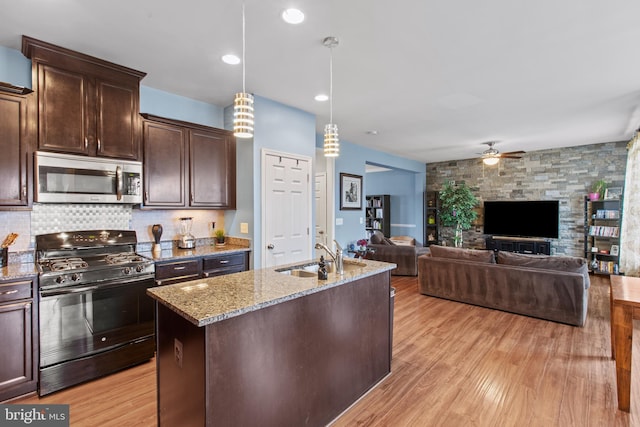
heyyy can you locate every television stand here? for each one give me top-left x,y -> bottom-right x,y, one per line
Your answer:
485,236 -> 551,255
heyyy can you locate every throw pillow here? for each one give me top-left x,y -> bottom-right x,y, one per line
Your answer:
428,245 -> 496,263
369,231 -> 386,244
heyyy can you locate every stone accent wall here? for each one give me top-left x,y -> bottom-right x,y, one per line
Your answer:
427,141 -> 628,256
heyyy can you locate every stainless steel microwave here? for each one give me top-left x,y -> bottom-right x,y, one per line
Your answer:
35,151 -> 143,204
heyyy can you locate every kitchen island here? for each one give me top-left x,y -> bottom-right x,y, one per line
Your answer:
147,258 -> 395,427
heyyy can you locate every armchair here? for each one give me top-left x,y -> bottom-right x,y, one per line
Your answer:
367,231 -> 430,276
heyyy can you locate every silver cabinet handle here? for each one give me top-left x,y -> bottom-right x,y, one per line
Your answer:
220,260 -> 229,264
0,289 -> 18,296
173,266 -> 187,271
267,244 -> 274,250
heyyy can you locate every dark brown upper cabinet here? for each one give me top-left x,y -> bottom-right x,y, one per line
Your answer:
142,114 -> 236,209
0,91 -> 33,207
22,36 -> 146,161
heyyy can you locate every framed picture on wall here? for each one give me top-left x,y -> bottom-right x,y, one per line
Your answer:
340,173 -> 362,210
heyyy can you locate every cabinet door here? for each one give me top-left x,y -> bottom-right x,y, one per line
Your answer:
96,79 -> 141,160
37,63 -> 92,155
189,129 -> 236,208
143,121 -> 187,207
0,300 -> 35,401
0,93 -> 29,206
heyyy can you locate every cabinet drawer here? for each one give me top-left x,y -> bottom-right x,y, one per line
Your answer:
155,259 -> 201,286
0,280 -> 33,303
202,253 -> 246,271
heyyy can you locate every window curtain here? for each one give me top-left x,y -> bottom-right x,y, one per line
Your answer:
620,131 -> 640,276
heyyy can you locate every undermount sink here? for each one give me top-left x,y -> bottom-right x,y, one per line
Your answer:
276,260 -> 367,277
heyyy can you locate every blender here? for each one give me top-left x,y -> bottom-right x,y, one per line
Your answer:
178,217 -> 196,249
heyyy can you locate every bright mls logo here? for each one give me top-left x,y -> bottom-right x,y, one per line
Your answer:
0,404 -> 69,426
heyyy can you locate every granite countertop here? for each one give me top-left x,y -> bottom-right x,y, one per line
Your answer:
1,263 -> 38,281
147,258 -> 396,327
140,244 -> 251,262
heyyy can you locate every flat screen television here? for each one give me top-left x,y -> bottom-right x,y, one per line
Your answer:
483,200 -> 559,239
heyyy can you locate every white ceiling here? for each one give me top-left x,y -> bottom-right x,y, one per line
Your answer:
2,0 -> 640,163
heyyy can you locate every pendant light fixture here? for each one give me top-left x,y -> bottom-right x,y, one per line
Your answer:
233,1 -> 254,138
323,36 -> 339,157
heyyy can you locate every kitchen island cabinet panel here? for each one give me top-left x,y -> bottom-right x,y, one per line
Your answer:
0,92 -> 31,207
154,268 -> 392,426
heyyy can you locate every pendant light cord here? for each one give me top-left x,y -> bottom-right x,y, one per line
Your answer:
242,1 -> 246,93
329,45 -> 333,124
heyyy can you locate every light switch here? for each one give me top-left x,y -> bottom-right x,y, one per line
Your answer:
240,222 -> 249,233
360,217 -> 363,224
336,218 -> 344,225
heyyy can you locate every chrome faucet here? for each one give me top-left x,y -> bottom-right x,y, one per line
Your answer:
315,240 -> 344,275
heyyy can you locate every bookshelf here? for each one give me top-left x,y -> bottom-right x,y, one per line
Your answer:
424,191 -> 439,246
366,195 -> 390,237
584,196 -> 622,275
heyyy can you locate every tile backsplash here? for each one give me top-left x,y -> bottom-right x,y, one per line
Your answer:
0,204 -> 225,253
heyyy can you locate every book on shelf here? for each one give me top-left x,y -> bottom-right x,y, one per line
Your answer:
595,209 -> 620,219
588,225 -> 619,237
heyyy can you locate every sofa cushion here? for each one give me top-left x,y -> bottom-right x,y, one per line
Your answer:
496,251 -> 583,271
496,251 -> 590,288
428,245 -> 496,263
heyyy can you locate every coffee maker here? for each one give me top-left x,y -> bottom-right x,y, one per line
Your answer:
178,217 -> 196,249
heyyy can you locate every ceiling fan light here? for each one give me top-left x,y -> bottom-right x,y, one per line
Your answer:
233,92 -> 254,138
483,156 -> 499,166
323,123 -> 339,157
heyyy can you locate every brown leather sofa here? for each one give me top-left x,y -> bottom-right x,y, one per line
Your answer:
366,231 -> 430,276
418,246 -> 590,326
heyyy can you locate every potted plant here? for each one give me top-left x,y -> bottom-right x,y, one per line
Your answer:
214,229 -> 226,246
590,179 -> 607,201
439,181 -> 478,247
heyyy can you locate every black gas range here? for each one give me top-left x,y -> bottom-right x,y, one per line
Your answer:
35,230 -> 156,396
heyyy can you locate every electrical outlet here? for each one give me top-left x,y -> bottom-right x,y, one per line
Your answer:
240,222 -> 249,233
174,338 -> 183,368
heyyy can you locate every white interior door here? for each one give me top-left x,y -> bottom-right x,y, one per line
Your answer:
262,151 -> 312,268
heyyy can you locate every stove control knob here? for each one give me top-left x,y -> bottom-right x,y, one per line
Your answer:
71,273 -> 81,282
135,264 -> 145,273
123,267 -> 132,275
55,276 -> 65,284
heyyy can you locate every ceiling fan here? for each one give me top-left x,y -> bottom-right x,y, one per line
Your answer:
479,142 -> 525,165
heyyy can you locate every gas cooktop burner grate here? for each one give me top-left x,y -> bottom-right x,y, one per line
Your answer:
105,253 -> 146,265
48,257 -> 89,272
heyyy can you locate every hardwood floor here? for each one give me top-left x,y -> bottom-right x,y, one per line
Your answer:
10,275 -> 639,426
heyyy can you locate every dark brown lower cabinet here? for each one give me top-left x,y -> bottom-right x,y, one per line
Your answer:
155,271 -> 391,426
0,278 -> 38,402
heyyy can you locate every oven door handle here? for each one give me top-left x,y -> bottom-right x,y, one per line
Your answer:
40,276 -> 154,298
41,285 -> 103,297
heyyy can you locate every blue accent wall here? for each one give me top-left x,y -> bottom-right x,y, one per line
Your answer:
226,95 -> 316,268
318,135 -> 426,249
0,45 -> 31,88
139,86 -> 223,127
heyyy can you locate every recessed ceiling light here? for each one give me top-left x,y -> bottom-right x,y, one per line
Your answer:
222,54 -> 240,65
366,130 -> 379,135
282,8 -> 304,24
315,94 -> 329,102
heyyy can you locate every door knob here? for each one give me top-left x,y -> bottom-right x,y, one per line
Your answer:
267,244 -> 275,250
